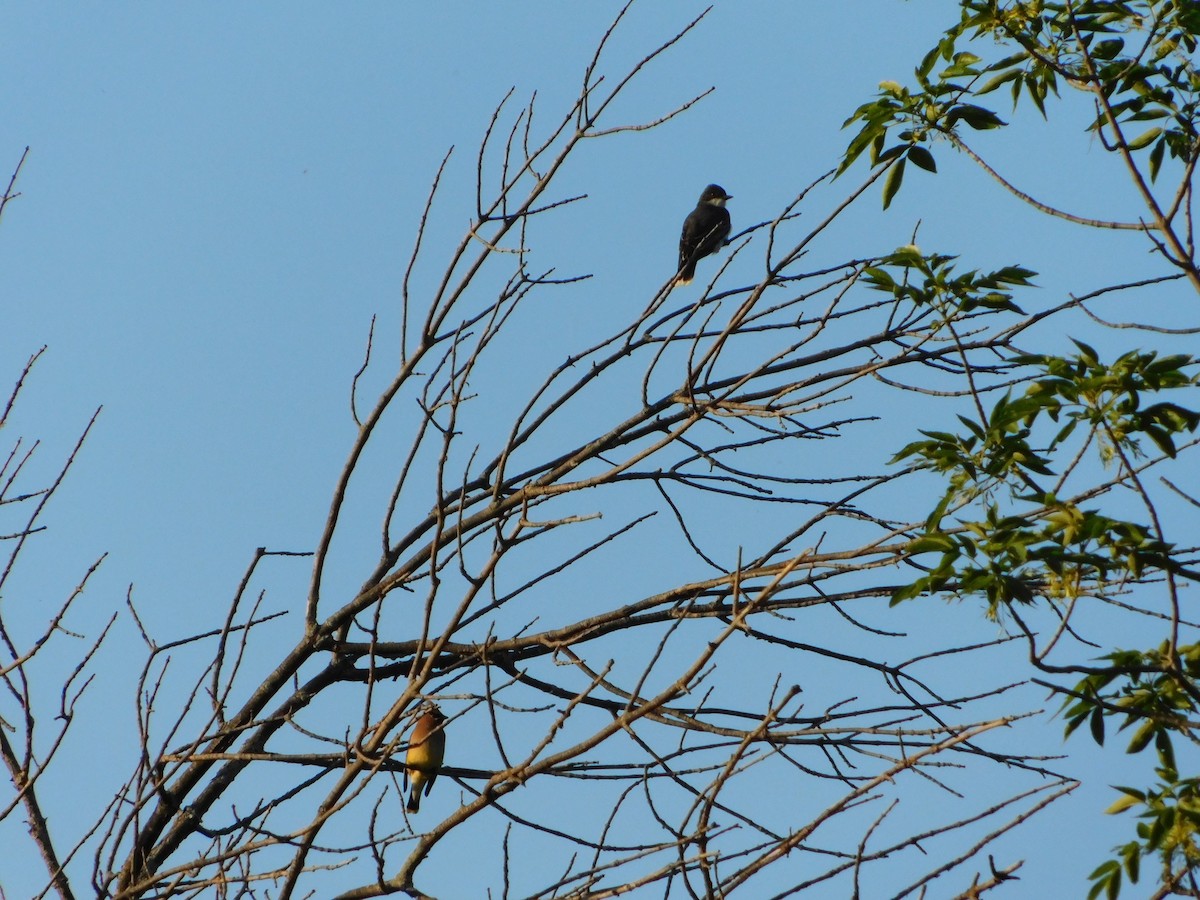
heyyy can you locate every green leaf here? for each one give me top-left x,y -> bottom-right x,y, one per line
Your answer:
917,45 -> 940,80
1065,712 -> 1087,739
890,579 -> 926,605
1126,127 -> 1163,151
1025,72 -> 1047,118
870,131 -> 885,165
993,265 -> 1037,284
882,158 -> 906,210
1126,720 -> 1156,754
1106,793 -> 1142,815
1072,339 -> 1100,365
840,114 -> 889,175
1147,809 -> 1168,850
1089,860 -> 1121,880
1090,706 -> 1106,745
924,491 -> 953,531
976,67 -> 1022,96
1051,419 -> 1079,446
1156,728 -> 1176,772
888,244 -> 928,268
864,267 -> 896,289
1143,425 -> 1177,458
1147,139 -> 1165,184
947,104 -> 1006,130
907,145 -> 937,173
1113,786 -> 1146,803
1124,845 -> 1139,883
1087,860 -> 1121,900
908,533 -> 957,555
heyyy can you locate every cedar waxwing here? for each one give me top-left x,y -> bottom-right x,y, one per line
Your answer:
404,705 -> 447,814
676,184 -> 732,285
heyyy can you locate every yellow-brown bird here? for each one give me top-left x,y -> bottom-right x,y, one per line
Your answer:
404,705 -> 447,814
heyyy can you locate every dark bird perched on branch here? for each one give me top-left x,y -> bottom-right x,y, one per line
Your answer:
676,183 -> 732,285
404,705 -> 447,814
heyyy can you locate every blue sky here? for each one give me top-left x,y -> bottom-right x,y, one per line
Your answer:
2,2 -> 1193,897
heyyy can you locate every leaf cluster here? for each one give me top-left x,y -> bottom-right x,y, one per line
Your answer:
864,245 -> 1034,314
1065,642 -> 1200,898
841,0 -> 1200,207
891,341 -> 1197,617
959,0 -> 1200,182
1019,341 -> 1200,459
847,3 -> 1200,897
877,241 -> 1200,894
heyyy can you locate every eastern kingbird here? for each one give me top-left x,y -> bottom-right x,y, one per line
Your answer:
676,184 -> 732,285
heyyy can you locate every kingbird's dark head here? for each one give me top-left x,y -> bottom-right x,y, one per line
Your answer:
699,184 -> 731,206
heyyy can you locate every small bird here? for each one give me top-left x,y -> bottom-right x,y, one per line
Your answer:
404,705 -> 447,814
676,184 -> 732,285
